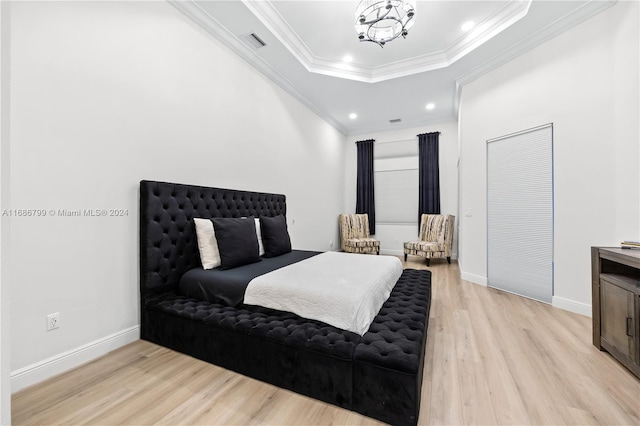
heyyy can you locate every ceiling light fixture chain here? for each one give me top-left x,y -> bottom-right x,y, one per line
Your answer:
355,0 -> 416,48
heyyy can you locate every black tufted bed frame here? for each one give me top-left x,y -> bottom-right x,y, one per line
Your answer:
139,180 -> 432,425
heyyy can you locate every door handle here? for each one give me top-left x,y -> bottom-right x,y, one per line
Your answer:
627,317 -> 634,337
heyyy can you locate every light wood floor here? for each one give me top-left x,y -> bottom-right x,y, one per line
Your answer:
12,258 -> 640,425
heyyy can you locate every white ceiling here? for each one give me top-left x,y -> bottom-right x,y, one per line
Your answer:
170,0 -> 615,135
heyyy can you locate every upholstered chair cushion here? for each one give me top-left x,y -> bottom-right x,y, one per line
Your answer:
403,241 -> 443,253
339,214 -> 380,255
404,214 -> 455,264
345,237 -> 380,249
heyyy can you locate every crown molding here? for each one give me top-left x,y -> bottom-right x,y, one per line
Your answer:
453,0 -> 616,120
346,112 -> 455,137
168,0 -> 347,135
243,0 -> 532,83
241,0 -> 315,70
445,0 -> 531,66
170,0 -> 617,137
454,0 -> 617,92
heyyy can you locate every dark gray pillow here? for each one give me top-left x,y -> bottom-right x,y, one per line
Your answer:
212,217 -> 261,270
260,215 -> 292,258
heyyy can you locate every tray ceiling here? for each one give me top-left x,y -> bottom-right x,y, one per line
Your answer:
171,0 -> 616,135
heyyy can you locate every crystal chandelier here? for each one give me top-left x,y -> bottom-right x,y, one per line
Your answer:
355,0 -> 416,47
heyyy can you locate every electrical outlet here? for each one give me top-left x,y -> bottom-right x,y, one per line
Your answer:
46,312 -> 60,331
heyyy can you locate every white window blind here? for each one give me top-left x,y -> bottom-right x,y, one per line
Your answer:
375,168 -> 418,224
487,124 -> 553,303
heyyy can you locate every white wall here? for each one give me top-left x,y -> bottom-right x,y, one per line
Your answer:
458,0 -> 639,315
638,0 -> 640,237
7,0 -> 345,390
0,1 -> 10,421
345,122 -> 459,256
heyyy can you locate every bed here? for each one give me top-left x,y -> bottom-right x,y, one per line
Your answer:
139,180 -> 432,425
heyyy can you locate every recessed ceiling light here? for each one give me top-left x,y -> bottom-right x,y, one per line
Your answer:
343,55 -> 353,63
461,21 -> 475,32
426,103 -> 435,110
349,113 -> 357,119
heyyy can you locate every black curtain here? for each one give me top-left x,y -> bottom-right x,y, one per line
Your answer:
355,139 -> 375,235
418,132 -> 440,220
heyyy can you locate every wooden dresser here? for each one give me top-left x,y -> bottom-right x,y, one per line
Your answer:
591,247 -> 640,378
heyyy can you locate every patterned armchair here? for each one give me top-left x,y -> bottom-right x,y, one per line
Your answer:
404,214 -> 455,266
339,214 -> 380,255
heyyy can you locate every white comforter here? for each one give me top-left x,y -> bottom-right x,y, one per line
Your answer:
243,252 -> 403,335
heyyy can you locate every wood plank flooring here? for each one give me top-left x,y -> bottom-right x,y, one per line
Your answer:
12,258 -> 640,425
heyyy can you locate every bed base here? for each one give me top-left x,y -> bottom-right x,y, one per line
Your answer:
140,180 -> 431,425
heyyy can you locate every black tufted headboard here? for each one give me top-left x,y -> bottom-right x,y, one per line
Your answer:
139,180 -> 287,299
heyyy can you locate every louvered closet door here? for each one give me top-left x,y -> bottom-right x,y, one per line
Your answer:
487,124 -> 553,303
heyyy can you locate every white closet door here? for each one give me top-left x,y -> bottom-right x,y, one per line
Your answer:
487,124 -> 553,303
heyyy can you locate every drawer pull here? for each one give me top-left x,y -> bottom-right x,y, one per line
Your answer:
627,317 -> 634,337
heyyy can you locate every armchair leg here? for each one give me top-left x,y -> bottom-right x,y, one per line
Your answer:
447,256 -> 451,264
426,258 -> 430,267
404,253 -> 407,262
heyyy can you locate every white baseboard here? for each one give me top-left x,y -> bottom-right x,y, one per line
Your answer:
460,270 -> 488,286
381,249 -> 459,259
11,325 -> 139,393
552,296 -> 591,317
380,249 -> 404,256
458,264 -> 591,316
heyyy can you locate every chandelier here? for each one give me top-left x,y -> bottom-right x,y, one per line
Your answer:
355,0 -> 416,47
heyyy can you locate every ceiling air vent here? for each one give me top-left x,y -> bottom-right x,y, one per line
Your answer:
389,118 -> 402,123
242,33 -> 267,50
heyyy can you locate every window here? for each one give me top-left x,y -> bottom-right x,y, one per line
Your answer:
374,155 -> 418,224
